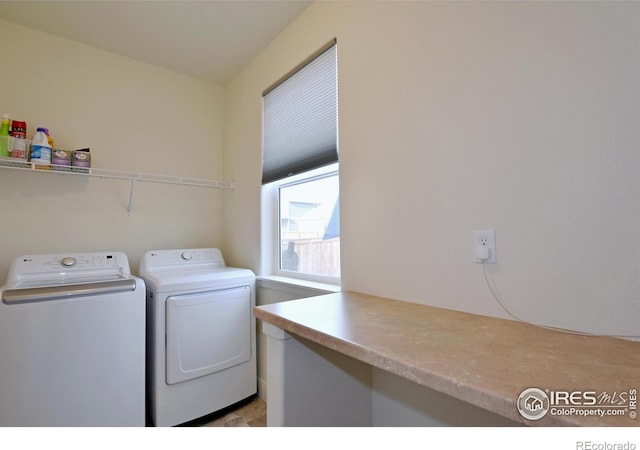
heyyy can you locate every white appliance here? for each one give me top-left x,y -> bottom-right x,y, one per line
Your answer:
139,248 -> 256,427
0,251 -> 146,426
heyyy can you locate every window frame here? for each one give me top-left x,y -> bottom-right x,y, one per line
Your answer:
270,163 -> 340,285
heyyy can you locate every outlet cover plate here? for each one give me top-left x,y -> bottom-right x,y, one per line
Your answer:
474,230 -> 496,263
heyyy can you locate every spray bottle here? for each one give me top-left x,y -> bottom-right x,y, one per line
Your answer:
0,114 -> 11,157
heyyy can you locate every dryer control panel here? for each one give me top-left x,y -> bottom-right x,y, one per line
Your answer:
140,248 -> 225,272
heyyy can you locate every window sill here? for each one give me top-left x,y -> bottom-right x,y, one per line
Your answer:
256,275 -> 341,295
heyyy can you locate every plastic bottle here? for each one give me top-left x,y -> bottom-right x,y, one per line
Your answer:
40,127 -> 54,149
10,120 -> 28,160
30,127 -> 52,169
0,114 -> 10,157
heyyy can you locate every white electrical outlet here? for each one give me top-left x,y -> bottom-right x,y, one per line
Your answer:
474,230 -> 496,263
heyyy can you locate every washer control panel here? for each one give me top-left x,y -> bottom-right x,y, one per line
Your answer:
21,253 -> 122,271
5,252 -> 131,283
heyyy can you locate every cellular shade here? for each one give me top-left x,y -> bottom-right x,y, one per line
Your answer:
262,42 -> 337,185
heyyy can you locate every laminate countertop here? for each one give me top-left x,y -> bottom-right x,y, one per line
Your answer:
254,291 -> 640,426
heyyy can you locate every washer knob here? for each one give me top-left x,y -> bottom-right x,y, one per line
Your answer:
181,252 -> 192,261
61,257 -> 77,268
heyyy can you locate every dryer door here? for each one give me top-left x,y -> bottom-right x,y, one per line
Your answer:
165,286 -> 251,385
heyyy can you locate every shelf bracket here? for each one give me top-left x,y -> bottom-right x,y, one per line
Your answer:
127,173 -> 139,214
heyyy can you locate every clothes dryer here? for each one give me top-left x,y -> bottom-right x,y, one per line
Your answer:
139,248 -> 256,427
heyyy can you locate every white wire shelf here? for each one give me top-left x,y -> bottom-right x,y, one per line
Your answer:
0,158 -> 235,213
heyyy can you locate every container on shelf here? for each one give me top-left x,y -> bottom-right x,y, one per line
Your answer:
71,148 -> 91,173
0,114 -> 10,157
52,149 -> 72,171
29,127 -> 52,169
0,138 -> 31,168
10,120 -> 28,160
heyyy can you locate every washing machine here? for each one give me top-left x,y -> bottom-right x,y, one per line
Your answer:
0,251 -> 146,426
139,248 -> 256,427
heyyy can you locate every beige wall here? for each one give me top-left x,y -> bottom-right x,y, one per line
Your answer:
224,1 -> 640,337
0,19 -> 225,279
2,2 -> 638,338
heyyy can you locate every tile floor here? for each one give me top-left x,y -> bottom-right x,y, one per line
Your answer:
178,395 -> 267,427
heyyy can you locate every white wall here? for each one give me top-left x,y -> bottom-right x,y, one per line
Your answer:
224,1 -> 640,337
0,19 -> 225,279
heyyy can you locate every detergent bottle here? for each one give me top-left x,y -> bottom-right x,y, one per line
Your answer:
30,127 -> 52,169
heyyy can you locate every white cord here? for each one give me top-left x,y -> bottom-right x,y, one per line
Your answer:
481,263 -> 640,339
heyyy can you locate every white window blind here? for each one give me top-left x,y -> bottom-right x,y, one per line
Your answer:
262,41 -> 338,185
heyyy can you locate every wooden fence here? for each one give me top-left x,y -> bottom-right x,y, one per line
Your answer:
281,238 -> 340,277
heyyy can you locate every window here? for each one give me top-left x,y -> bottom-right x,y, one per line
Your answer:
262,40 -> 339,284
277,165 -> 340,280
